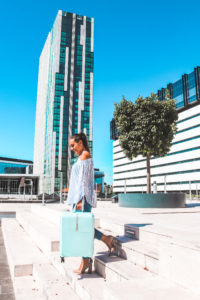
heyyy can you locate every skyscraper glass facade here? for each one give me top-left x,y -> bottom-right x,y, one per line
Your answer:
157,66 -> 200,108
34,11 -> 94,193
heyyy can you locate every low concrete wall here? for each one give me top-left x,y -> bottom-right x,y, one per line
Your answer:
0,194 -> 37,200
119,193 -> 186,208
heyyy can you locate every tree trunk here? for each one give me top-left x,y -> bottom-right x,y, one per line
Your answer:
146,153 -> 151,194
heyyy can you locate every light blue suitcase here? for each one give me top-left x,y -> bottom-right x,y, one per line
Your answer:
60,211 -> 94,262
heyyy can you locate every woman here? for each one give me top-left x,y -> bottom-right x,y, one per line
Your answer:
67,132 -> 119,274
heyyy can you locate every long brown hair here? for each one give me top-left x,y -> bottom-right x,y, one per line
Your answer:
70,133 -> 90,153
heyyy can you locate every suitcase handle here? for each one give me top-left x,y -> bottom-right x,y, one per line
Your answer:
76,215 -> 78,231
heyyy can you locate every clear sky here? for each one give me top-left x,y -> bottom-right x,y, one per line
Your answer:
0,0 -> 200,184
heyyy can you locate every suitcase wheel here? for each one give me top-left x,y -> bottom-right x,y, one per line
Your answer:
61,257 -> 65,263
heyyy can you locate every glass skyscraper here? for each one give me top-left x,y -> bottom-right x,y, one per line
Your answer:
34,10 -> 94,193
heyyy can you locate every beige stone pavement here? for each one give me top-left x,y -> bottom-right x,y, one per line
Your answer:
1,200 -> 200,229
1,199 -> 200,243
1,199 -> 200,299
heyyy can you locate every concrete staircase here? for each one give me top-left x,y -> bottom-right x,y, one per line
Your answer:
1,204 -> 200,299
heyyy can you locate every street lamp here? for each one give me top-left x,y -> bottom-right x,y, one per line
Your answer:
124,179 -> 127,194
30,179 -> 33,201
42,174 -> 45,206
189,181 -> 192,201
164,175 -> 167,194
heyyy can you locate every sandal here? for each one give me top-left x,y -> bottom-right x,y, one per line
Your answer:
107,235 -> 121,256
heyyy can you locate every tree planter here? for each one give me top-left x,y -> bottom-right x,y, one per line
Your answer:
119,193 -> 186,208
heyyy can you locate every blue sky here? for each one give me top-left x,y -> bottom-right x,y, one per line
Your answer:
0,0 -> 200,184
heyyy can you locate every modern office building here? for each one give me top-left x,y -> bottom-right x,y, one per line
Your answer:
0,157 -> 33,174
0,157 -> 38,195
34,10 -> 94,193
111,66 -> 200,193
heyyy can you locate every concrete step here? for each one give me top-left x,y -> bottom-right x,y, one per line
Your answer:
99,229 -> 159,274
12,206 -> 200,295
3,207 -> 200,299
51,253 -> 107,300
2,217 -> 81,299
31,204 -> 62,225
18,208 -> 159,275
1,218 -> 48,278
119,239 -> 158,274
128,224 -> 173,243
93,232 -> 157,281
50,251 -> 200,300
18,207 -> 200,291
103,277 -> 200,300
98,218 -> 125,236
98,218 -> 172,243
16,210 -> 59,255
98,223 -> 200,292
100,223 -> 200,292
14,210 -> 158,285
97,211 -> 200,246
33,263 -> 81,300
94,253 -> 155,282
94,207 -> 180,243
14,275 -> 45,300
159,239 -> 200,294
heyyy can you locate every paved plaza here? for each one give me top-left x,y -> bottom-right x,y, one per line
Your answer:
1,199 -> 200,299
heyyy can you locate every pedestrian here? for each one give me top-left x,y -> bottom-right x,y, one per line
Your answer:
67,132 -> 119,274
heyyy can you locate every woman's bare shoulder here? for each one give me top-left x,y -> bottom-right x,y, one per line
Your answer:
79,151 -> 91,161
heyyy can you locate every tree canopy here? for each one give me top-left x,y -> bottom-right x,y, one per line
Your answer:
114,93 -> 178,159
114,93 -> 178,193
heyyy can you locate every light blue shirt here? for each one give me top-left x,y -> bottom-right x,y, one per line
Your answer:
67,158 -> 97,208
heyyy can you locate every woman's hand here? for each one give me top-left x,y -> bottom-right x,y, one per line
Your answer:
76,199 -> 82,211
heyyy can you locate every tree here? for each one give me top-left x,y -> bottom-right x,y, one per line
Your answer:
114,93 -> 178,193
